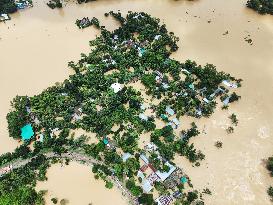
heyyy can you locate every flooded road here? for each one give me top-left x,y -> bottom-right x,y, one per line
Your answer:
0,0 -> 273,204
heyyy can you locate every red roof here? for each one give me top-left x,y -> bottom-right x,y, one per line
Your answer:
148,163 -> 157,172
140,164 -> 148,172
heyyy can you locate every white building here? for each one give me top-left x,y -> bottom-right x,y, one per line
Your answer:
155,162 -> 176,181
154,35 -> 161,40
142,179 -> 153,193
203,98 -> 209,103
111,83 -> 122,93
122,153 -> 132,162
139,113 -> 148,121
165,106 -> 175,116
222,80 -> 238,88
223,96 -> 230,105
144,143 -> 158,152
0,14 -> 10,21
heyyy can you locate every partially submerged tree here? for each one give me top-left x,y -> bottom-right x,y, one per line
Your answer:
229,113 -> 238,126
246,0 -> 273,15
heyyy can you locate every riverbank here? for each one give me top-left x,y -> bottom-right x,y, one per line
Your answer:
1,0 -> 273,204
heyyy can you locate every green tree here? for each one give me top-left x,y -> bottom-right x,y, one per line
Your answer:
51,197 -> 58,204
0,186 -> 44,205
0,0 -> 17,14
267,156 -> 273,176
268,186 -> 273,200
105,181 -> 114,189
138,193 -> 154,205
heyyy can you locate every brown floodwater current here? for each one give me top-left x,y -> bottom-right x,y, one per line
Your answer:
0,0 -> 273,204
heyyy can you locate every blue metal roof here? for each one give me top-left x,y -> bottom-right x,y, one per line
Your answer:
21,124 -> 34,140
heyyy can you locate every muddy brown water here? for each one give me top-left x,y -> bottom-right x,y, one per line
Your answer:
1,0 -> 273,204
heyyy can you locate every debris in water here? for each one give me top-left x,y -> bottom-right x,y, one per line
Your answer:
244,36 -> 253,45
222,30 -> 229,35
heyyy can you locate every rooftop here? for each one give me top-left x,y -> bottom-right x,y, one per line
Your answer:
21,124 -> 34,141
122,153 -> 132,162
142,179 -> 153,193
155,162 -> 176,181
165,106 -> 175,116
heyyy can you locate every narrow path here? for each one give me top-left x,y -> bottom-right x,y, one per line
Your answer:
0,151 -> 138,205
0,151 -> 103,176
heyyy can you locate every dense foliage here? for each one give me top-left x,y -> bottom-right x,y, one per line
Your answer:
0,155 -> 49,204
0,0 -> 17,14
267,156 -> 273,176
246,0 -> 273,15
267,156 -> 273,200
268,186 -> 273,200
47,0 -> 62,9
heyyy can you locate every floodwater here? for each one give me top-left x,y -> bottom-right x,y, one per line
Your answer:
36,161 -> 128,205
1,0 -> 273,204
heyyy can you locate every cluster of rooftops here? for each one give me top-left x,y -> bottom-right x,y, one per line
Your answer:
122,142 -> 188,205
20,74 -> 238,142
0,0 -> 32,22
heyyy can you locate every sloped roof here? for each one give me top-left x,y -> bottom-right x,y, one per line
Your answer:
140,154 -> 149,164
223,96 -> 230,105
122,153 -> 132,162
172,118 -> 180,126
155,162 -> 176,181
142,179 -> 153,193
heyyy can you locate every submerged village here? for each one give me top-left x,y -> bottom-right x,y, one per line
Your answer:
0,10 -> 246,205
1,0 -> 273,203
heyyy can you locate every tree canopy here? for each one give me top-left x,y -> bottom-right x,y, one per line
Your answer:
246,0 -> 273,15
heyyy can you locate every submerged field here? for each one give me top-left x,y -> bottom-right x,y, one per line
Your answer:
0,0 -> 273,205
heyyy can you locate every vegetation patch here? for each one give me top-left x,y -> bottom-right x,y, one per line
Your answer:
75,17 -> 100,29
267,156 -> 273,176
214,141 -> 223,149
268,186 -> 273,201
0,0 -> 17,14
246,0 -> 273,15
47,0 -> 62,9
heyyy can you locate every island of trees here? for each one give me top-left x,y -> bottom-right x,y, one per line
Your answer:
0,0 -> 18,14
246,0 -> 273,15
0,11 -> 242,205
